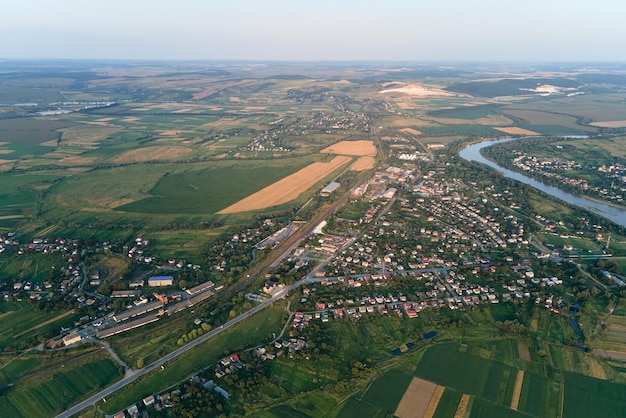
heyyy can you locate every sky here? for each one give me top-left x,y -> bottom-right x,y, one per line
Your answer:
1,0 -> 624,62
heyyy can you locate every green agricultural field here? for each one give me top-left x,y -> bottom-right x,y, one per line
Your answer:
334,398 -> 384,418
0,357 -> 39,385
489,304 -> 517,322
288,392 -> 338,418
0,252 -> 66,282
149,229 -> 223,263
414,343 -> 518,405
0,86 -> 66,104
0,173 -> 60,218
418,124 -> 500,136
358,368 -> 413,413
563,372 -> 626,418
528,194 -> 576,221
432,388 -> 462,418
0,142 -> 58,160
37,156 -> 319,234
539,234 -> 602,253
118,163 -> 308,214
2,357 -> 121,418
269,359 -> 334,395
510,95 -> 626,124
469,397 -> 528,418
428,104 -> 503,120
0,301 -> 79,350
265,405 -> 312,418
0,118 -> 72,143
521,124 -> 590,136
517,371 -> 552,417
0,347 -> 102,379
533,311 -> 576,344
610,298 -> 626,316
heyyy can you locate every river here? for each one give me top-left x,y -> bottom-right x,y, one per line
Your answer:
459,137 -> 626,228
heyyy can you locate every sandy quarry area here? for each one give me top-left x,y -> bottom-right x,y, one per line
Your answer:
320,140 -> 376,156
380,83 -> 456,97
218,156 -> 350,214
495,126 -> 540,135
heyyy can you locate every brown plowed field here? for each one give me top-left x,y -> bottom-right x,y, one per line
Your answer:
424,385 -> 445,418
518,341 -> 531,361
394,377 -> 438,418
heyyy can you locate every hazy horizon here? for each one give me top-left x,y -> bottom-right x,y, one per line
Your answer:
2,0 -> 625,62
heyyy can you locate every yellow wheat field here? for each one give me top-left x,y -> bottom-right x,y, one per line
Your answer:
219,156 -> 350,214
350,156 -> 376,171
320,140 -> 376,156
495,126 -> 540,135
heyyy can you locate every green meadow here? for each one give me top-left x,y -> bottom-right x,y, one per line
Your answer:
0,357 -> 121,418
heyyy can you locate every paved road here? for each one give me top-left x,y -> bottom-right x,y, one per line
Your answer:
57,180 -> 371,417
56,286 -> 291,418
57,265 -> 451,417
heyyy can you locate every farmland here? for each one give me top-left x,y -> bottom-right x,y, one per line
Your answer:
100,301 -> 288,414
219,156 -> 351,214
1,61 -> 625,258
0,301 -> 80,350
120,161 -> 310,214
563,372 -> 626,418
0,355 -> 122,418
3,61 -> 626,418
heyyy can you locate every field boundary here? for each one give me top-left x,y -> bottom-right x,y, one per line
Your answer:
394,377 -> 438,418
12,309 -> 75,338
424,385 -> 445,418
320,140 -> 376,156
510,370 -> 524,410
454,393 -> 470,418
218,156 -> 350,214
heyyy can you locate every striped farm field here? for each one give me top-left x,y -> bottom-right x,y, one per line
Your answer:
2,357 -> 121,418
394,377 -> 441,418
219,156 -> 350,213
